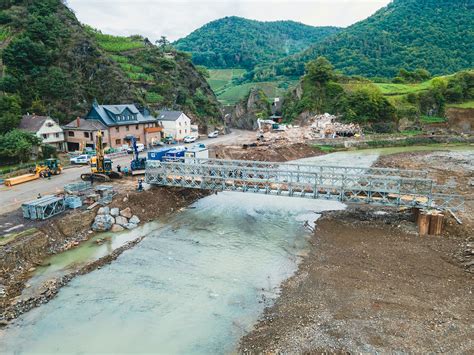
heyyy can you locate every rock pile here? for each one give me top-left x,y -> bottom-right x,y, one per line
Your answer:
92,207 -> 141,232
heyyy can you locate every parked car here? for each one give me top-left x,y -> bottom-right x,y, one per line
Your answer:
164,137 -> 177,145
208,131 -> 219,138
127,143 -> 145,154
184,135 -> 198,143
70,154 -> 90,165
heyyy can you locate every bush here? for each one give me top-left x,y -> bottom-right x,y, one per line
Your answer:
41,144 -> 57,159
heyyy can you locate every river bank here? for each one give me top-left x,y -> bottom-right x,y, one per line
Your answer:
0,186 -> 210,322
240,208 -> 473,353
240,147 -> 474,353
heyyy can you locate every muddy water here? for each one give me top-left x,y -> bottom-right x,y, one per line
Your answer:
0,192 -> 345,353
1,149 -> 421,353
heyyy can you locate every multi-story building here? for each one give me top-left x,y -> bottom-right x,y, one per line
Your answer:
63,101 -> 164,150
19,115 -> 66,151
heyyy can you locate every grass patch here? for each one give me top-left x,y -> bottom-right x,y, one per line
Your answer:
127,72 -> 154,82
374,81 -> 432,95
0,228 -> 38,246
313,145 -> 336,153
93,32 -> 144,52
400,130 -> 423,136
447,100 -> 474,109
110,54 -> 130,63
119,63 -> 144,73
0,26 -> 11,41
420,115 -> 446,124
146,92 -> 163,104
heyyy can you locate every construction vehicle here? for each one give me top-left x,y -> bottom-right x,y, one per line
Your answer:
80,130 -> 122,182
4,159 -> 63,187
125,135 -> 147,173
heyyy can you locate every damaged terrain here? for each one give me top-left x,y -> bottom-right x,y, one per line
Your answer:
240,148 -> 474,353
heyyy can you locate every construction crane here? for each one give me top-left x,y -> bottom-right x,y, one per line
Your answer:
81,130 -> 122,182
125,135 -> 146,172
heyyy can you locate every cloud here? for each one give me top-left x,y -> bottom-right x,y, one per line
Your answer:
67,0 -> 390,41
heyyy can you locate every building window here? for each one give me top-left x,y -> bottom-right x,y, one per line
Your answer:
136,125 -> 139,130
116,127 -> 119,132
42,134 -> 48,139
126,125 -> 130,131
68,131 -> 75,137
179,130 -> 182,134
115,139 -> 121,145
84,132 -> 89,138
55,133 -> 60,138
137,137 -> 140,142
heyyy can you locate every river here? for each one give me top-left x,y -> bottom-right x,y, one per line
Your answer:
0,146 -> 467,353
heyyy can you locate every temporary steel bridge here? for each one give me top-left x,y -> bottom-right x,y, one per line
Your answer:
146,158 -> 464,211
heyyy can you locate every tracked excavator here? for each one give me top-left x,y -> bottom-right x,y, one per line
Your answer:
81,130 -> 122,182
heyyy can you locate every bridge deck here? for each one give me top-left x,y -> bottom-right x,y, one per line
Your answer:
146,159 -> 464,211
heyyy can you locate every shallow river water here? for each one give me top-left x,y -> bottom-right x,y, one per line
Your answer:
1,146 -> 467,353
1,192 -> 344,353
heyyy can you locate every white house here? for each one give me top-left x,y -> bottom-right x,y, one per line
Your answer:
20,115 -> 66,151
157,111 -> 192,141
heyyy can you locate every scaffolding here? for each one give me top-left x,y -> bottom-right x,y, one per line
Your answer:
146,159 -> 464,211
22,195 -> 66,220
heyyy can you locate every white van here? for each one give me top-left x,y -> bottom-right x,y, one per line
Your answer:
127,143 -> 145,154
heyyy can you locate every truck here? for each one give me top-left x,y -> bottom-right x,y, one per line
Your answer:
184,144 -> 209,163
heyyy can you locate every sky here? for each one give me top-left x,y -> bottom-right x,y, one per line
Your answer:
67,0 -> 391,42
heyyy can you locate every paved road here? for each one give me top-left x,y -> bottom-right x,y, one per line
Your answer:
0,130 -> 252,214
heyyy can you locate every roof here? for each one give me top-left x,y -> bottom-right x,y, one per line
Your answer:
157,111 -> 184,121
19,115 -> 52,133
89,103 -> 156,126
63,118 -> 107,131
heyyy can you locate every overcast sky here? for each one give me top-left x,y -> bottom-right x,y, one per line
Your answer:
67,0 -> 391,42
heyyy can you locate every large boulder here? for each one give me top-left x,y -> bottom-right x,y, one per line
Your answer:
97,206 -> 110,215
115,216 -> 128,227
110,208 -> 120,217
120,207 -> 133,219
129,215 -> 140,225
111,224 -> 125,233
92,214 -> 114,232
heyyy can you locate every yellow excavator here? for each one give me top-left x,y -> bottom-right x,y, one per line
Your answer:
81,130 -> 122,182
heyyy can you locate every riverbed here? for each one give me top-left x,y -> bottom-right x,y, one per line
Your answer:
0,191 -> 344,353
1,146 -> 470,353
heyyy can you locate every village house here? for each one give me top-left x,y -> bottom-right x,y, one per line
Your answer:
157,110 -> 192,141
19,114 -> 66,151
63,101 -> 163,151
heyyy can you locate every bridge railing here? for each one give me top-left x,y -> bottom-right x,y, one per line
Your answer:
145,159 -> 468,211
182,158 -> 429,179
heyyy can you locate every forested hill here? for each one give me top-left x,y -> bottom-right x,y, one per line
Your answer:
0,0 -> 221,129
249,0 -> 474,80
174,16 -> 340,70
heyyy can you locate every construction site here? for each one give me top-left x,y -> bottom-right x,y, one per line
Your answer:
0,121 -> 473,353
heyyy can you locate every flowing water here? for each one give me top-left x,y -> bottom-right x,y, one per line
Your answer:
0,192 -> 345,353
4,147 -> 458,353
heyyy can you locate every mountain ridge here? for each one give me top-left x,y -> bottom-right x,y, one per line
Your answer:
248,0 -> 474,80
174,16 -> 341,70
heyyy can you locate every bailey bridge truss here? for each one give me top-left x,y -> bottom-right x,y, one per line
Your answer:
146,158 -> 464,211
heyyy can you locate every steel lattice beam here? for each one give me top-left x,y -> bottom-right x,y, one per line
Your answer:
146,159 -> 464,211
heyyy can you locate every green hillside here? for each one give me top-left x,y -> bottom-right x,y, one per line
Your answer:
281,57 -> 473,132
0,0 -> 221,131
207,69 -> 296,105
174,16 -> 340,70
250,0 -> 474,80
